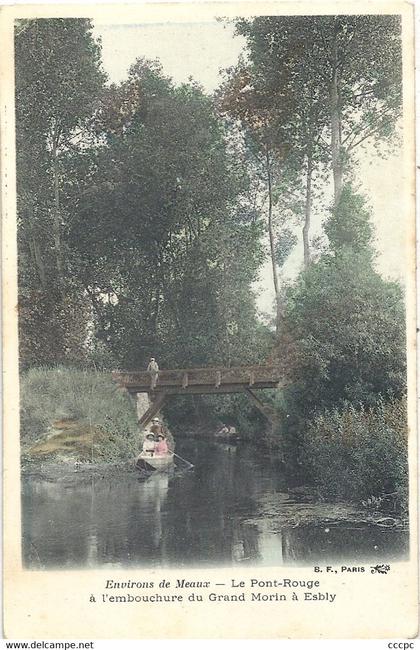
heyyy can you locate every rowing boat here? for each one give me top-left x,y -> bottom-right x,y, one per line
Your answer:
136,452 -> 174,472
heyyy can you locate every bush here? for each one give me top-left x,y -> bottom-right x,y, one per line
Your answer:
301,398 -> 408,510
273,186 -> 406,416
18,290 -> 91,369
20,367 -> 140,460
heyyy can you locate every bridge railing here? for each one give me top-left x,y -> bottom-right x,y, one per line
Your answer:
112,365 -> 280,389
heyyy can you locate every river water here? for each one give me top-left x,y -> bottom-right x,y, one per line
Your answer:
22,440 -> 409,569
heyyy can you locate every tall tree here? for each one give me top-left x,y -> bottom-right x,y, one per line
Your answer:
218,64 -> 306,328
66,60 -> 266,368
220,30 -> 329,272
276,185 -> 406,416
235,16 -> 402,208
16,18 -> 105,284
15,18 -> 106,365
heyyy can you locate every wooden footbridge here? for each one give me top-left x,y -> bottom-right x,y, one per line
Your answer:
112,365 -> 283,427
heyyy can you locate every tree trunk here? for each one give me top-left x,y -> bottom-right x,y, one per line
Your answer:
303,144 -> 313,269
221,257 -> 232,367
329,39 -> 343,208
27,201 -> 47,288
265,148 -> 282,332
152,249 -> 165,332
152,285 -> 161,332
52,133 -> 64,281
29,236 -> 47,289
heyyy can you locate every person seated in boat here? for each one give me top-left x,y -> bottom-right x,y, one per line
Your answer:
216,424 -> 229,437
155,433 -> 169,456
228,425 -> 237,436
142,432 -> 156,456
150,417 -> 163,435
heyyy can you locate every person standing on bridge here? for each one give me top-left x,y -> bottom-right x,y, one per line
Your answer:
147,357 -> 159,389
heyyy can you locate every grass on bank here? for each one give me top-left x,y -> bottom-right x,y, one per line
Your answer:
20,366 -> 141,463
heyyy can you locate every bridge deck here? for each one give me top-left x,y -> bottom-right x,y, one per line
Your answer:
112,365 -> 281,395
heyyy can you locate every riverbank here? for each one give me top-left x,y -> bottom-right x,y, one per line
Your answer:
21,457 -> 137,483
21,367 -> 141,463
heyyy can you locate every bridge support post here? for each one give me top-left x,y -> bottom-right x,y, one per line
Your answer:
138,392 -> 167,428
244,388 -> 277,426
135,392 -> 151,422
244,388 -> 283,460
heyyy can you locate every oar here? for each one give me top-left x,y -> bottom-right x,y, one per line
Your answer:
173,451 -> 194,469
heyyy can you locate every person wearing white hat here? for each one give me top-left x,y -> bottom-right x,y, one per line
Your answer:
142,432 -> 156,456
150,417 -> 163,436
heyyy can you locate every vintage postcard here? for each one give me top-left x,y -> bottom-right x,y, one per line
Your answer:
1,0 -> 417,639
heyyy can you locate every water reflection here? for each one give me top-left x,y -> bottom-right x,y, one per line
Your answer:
21,441 -> 409,569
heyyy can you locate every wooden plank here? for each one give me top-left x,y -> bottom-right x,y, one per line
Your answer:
112,364 -> 281,387
244,388 -> 278,425
127,382 -> 280,396
138,392 -> 167,427
113,365 -> 284,399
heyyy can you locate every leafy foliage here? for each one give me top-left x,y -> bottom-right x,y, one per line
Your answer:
223,14 -> 402,272
65,60 -> 267,368
324,185 -> 374,258
235,15 -> 402,165
301,399 -> 408,508
16,19 -> 106,366
274,228 -> 298,268
18,289 -> 91,368
16,24 -> 269,371
271,185 -> 407,504
276,185 -> 406,414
